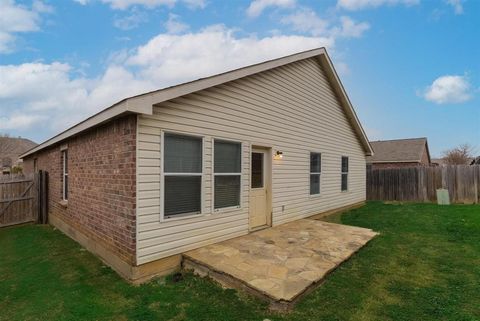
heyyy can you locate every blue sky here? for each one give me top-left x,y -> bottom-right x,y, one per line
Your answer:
0,0 -> 478,157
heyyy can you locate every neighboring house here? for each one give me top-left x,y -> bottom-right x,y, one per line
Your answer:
470,157 -> 480,165
366,138 -> 431,169
431,158 -> 446,166
21,48 -> 373,283
0,136 -> 37,174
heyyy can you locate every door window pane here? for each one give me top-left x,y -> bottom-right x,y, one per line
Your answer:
164,176 -> 201,217
251,152 -> 264,188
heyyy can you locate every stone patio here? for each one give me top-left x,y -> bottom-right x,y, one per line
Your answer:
183,219 -> 378,309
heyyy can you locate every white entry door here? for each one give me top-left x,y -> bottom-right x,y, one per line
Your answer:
249,149 -> 270,230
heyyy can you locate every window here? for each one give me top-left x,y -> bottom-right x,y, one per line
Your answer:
62,150 -> 68,200
310,153 -> 321,195
163,133 -> 203,218
341,156 -> 349,191
214,140 -> 241,210
251,152 -> 264,188
33,158 -> 38,173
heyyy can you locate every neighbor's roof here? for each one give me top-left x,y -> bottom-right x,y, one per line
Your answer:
21,47 -> 373,158
366,138 -> 430,163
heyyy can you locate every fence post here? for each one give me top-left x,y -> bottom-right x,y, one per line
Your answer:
38,170 -> 49,224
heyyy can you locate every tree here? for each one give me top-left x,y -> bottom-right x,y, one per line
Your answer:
442,143 -> 474,165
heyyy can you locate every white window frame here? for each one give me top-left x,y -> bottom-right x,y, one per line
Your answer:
310,152 -> 321,196
62,149 -> 68,201
212,138 -> 243,213
341,156 -> 349,192
160,131 -> 205,221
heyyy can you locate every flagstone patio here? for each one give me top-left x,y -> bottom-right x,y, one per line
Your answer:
183,219 -> 378,310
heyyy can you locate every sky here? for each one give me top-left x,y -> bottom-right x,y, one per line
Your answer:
0,0 -> 478,157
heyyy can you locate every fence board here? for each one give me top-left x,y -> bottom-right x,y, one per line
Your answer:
367,165 -> 480,204
0,173 -> 38,227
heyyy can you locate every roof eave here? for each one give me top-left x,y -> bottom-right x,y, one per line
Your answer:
20,100 -> 153,159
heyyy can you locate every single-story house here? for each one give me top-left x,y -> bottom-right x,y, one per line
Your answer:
21,48 -> 373,283
366,137 -> 431,169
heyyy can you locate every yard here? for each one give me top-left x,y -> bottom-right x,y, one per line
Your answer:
1,202 -> 479,321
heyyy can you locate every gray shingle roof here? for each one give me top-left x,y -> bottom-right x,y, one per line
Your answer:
366,138 -> 429,163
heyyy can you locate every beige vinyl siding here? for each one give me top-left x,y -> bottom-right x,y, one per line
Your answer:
136,57 -> 366,265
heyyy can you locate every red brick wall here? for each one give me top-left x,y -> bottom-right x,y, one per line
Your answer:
23,115 -> 137,265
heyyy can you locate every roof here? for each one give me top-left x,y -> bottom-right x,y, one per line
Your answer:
0,136 -> 37,166
21,47 -> 373,158
366,138 -> 430,163
431,158 -> 446,165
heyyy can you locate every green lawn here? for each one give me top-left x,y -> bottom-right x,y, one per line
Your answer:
1,202 -> 479,321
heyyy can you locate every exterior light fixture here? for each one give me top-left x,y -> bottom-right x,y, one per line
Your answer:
274,151 -> 283,160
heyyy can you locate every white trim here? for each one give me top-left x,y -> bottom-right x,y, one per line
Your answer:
212,138 -> 243,213
135,115 -> 140,265
160,131 -> 205,221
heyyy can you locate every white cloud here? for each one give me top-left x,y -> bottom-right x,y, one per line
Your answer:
0,0 -> 52,53
0,114 -> 46,130
247,0 -> 296,18
164,13 -> 189,34
423,75 -> 473,104
280,8 -> 328,36
113,9 -> 147,30
446,0 -> 464,14
337,0 -> 419,10
0,26 -> 330,136
73,0 -> 206,9
126,25 -> 331,86
335,16 -> 370,38
281,9 -> 369,39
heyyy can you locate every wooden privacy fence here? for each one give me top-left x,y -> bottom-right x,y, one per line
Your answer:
367,165 -> 480,204
0,171 -> 49,228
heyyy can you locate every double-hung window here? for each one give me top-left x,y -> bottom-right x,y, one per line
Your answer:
341,156 -> 349,191
214,140 -> 241,210
163,133 -> 203,218
310,153 -> 321,195
62,150 -> 68,200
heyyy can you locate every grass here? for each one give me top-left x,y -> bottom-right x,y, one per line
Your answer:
1,202 -> 479,321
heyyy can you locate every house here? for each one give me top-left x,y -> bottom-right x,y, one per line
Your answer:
366,138 -> 431,169
431,158 -> 446,166
20,48 -> 373,283
0,136 -> 37,174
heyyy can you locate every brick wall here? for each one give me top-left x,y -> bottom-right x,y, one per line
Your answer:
23,115 -> 137,265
